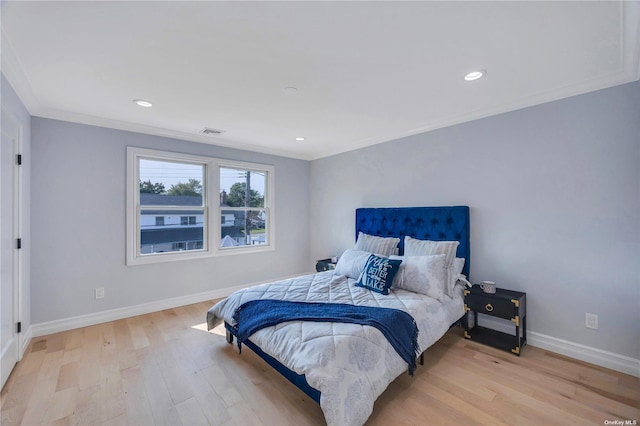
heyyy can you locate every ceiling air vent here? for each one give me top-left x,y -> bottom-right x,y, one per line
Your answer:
200,127 -> 225,136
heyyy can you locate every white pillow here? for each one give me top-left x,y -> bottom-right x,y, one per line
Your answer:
453,257 -> 465,277
390,254 -> 447,300
334,249 -> 372,279
354,232 -> 400,257
451,257 -> 466,293
403,236 -> 460,297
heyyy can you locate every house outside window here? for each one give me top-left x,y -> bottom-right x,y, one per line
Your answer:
127,147 -> 274,265
180,216 -> 197,225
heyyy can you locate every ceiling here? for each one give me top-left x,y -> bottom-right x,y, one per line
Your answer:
2,1 -> 639,161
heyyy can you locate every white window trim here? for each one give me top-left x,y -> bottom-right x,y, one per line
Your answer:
126,147 -> 275,266
215,159 -> 275,256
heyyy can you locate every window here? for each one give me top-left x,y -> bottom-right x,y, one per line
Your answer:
219,165 -> 272,249
127,147 -> 274,265
172,242 -> 186,251
181,216 -> 197,225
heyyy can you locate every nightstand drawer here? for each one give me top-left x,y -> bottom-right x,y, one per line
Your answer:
465,293 -> 516,319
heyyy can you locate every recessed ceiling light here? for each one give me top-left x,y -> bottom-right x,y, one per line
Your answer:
295,137 -> 305,141
464,70 -> 486,81
133,99 -> 153,107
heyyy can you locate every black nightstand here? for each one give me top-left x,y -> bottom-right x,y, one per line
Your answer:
315,258 -> 337,272
464,285 -> 527,355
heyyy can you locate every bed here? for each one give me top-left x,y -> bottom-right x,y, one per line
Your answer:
207,206 -> 470,426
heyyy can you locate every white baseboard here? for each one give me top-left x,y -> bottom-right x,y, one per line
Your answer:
29,285 -> 242,338
29,273 -> 311,339
20,325 -> 32,359
528,332 -> 639,378
25,272 -> 311,340
474,315 -> 639,377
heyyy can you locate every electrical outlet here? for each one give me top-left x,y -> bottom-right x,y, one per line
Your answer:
95,287 -> 105,300
585,313 -> 598,330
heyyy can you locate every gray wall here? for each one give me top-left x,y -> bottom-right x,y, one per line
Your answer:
1,73 -> 31,337
31,118 -> 310,324
310,81 -> 640,359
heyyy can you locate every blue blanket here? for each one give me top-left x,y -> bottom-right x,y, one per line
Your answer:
232,300 -> 420,375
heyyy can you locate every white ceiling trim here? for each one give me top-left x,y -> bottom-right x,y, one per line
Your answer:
316,68 -> 637,160
623,0 -> 640,80
1,28 -> 41,113
33,105 -> 308,160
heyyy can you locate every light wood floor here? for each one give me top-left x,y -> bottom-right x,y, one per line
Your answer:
1,300 -> 638,425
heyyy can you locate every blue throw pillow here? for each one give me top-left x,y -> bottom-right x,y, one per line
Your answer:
355,255 -> 403,295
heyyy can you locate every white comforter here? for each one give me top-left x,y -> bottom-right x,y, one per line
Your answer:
207,270 -> 464,426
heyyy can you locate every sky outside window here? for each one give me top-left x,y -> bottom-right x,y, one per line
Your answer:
139,159 -> 265,193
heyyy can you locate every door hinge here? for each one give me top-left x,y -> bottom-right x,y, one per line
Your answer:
16,154 -> 22,165
16,322 -> 21,333
17,238 -> 22,249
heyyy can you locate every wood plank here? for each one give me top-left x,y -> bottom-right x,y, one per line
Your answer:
120,366 -> 155,426
175,396 -> 209,426
139,351 -> 184,426
56,361 -> 79,391
47,386 -> 78,422
71,384 -> 102,426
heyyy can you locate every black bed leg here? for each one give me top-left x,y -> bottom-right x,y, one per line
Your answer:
420,352 -> 424,365
226,329 -> 234,344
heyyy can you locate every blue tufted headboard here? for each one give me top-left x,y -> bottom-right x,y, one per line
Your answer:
355,206 -> 470,278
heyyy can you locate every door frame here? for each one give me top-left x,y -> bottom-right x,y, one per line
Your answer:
0,110 -> 23,389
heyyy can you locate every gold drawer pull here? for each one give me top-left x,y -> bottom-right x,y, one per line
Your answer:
485,303 -> 494,312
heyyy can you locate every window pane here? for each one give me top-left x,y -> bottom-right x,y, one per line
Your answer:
140,159 -> 204,206
138,157 -> 206,255
219,167 -> 265,208
140,209 -> 204,254
220,209 -> 267,247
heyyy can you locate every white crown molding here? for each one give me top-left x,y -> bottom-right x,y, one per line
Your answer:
476,315 -> 639,378
31,107 -> 313,161
623,0 -> 640,80
1,29 -> 312,161
0,29 -> 41,114
318,69 -> 638,161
